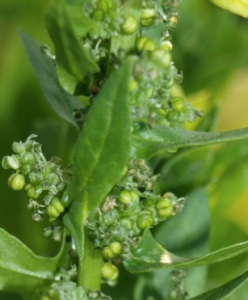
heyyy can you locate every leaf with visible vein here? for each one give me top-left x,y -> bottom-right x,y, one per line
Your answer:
131,126 -> 248,159
188,270 -> 248,300
123,230 -> 248,273
0,228 -> 64,298
65,62 -> 132,258
19,32 -> 82,127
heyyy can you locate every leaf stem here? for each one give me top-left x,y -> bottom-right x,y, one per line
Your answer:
78,229 -> 102,290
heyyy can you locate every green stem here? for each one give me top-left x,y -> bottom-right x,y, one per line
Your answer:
78,229 -> 102,290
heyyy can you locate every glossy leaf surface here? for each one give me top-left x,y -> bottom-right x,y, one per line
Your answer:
188,269 -> 248,299
65,62 -> 132,258
123,230 -> 248,273
0,228 -> 63,297
19,32 -> 82,127
46,0 -> 99,95
210,0 -> 248,18
132,126 -> 248,159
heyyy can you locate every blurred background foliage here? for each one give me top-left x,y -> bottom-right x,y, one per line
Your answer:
1,0 -> 248,299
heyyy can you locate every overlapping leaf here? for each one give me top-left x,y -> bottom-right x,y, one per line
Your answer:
46,0 -> 100,95
64,62 -> 132,258
188,270 -> 248,300
131,126 -> 248,159
210,0 -> 248,18
0,228 -> 64,298
123,230 -> 248,273
19,32 -> 82,127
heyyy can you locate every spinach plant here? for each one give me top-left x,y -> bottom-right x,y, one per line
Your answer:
1,0 -> 248,299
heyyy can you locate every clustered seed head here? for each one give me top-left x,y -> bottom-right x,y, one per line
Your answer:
2,135 -> 71,229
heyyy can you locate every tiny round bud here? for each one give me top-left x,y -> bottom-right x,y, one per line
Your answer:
120,217 -> 133,230
28,171 -> 43,184
136,36 -> 148,52
2,155 -> 20,170
142,198 -> 155,208
46,173 -> 60,185
129,190 -> 139,202
51,198 -> 65,214
140,9 -> 156,26
129,80 -> 138,92
20,164 -> 32,176
172,97 -> 185,112
8,173 -> 25,191
160,40 -> 173,51
156,198 -> 172,209
136,212 -> 154,230
121,16 -> 138,34
109,241 -> 122,256
101,262 -> 119,280
21,152 -> 35,164
92,10 -> 104,21
151,49 -> 171,67
119,190 -> 132,205
157,206 -> 173,218
26,185 -> 43,199
142,39 -> 156,52
47,205 -> 60,218
12,142 -> 26,154
102,246 -> 115,260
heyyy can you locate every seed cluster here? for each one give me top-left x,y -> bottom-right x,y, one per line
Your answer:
2,135 -> 71,226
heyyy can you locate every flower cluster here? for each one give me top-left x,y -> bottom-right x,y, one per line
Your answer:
2,135 -> 70,226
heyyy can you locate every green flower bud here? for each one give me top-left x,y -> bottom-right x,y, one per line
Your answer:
129,80 -> 138,92
92,10 -> 104,21
120,217 -> 133,230
129,190 -> 139,202
28,171 -> 44,184
20,164 -> 32,176
157,206 -> 173,218
119,190 -> 132,205
46,173 -> 60,185
140,8 -> 156,26
12,142 -> 26,154
26,185 -> 43,199
48,217 -> 57,223
151,49 -> 171,67
2,155 -> 20,170
109,241 -> 122,256
51,198 -> 65,214
142,198 -> 156,208
156,198 -> 172,209
102,246 -> 115,260
8,173 -> 25,190
21,152 -> 35,164
160,40 -> 173,51
121,16 -> 138,34
61,191 -> 70,208
101,262 -> 119,280
47,205 -> 60,218
136,37 -> 156,52
136,212 -> 154,230
172,97 -> 185,112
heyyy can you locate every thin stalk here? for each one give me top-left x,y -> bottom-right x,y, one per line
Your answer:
78,229 -> 102,290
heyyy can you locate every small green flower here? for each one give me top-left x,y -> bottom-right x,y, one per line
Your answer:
121,16 -> 138,34
8,173 -> 25,190
2,155 -> 20,170
101,262 -> 119,280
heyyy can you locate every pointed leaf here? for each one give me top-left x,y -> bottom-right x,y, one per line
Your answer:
131,126 -> 248,159
0,228 -> 64,296
46,0 -> 100,94
65,62 -> 132,258
188,270 -> 248,300
123,230 -> 248,273
210,0 -> 248,18
19,32 -> 82,127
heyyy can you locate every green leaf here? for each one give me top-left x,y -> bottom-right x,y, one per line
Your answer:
65,62 -> 132,258
123,230 -> 248,273
188,269 -> 248,300
46,0 -> 100,95
131,126 -> 248,159
210,0 -> 248,18
0,228 -> 63,297
157,148 -> 214,194
19,31 -> 82,127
